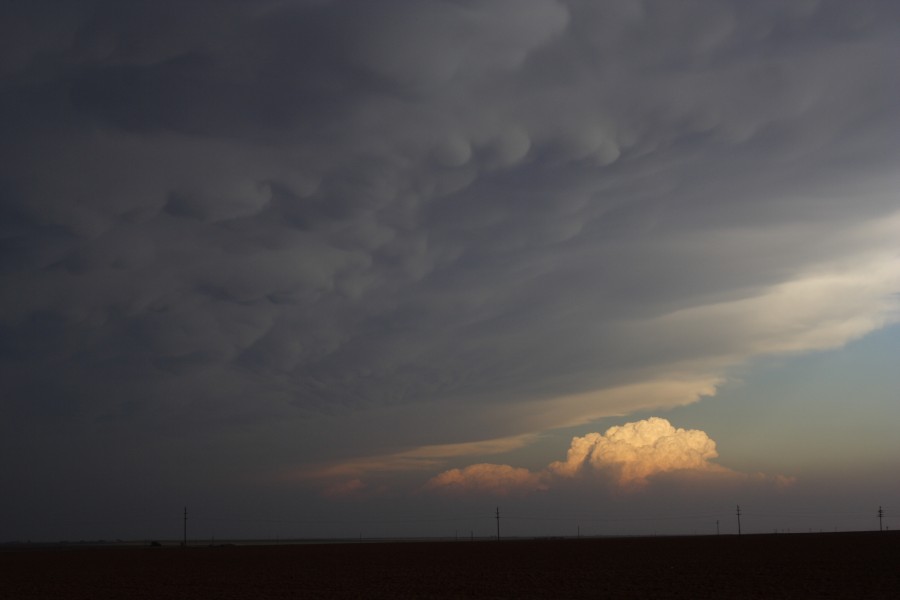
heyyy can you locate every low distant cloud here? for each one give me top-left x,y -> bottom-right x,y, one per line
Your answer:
277,433 -> 538,493
425,418 -> 789,496
424,464 -> 548,496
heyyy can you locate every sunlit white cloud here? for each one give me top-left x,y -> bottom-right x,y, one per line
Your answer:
547,417 -> 729,486
425,418 -> 789,495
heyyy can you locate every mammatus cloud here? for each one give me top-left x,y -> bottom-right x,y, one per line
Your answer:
2,1 -> 898,439
0,1 -> 897,541
425,418 -> 789,495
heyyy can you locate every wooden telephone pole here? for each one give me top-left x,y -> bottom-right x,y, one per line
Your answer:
495,506 -> 501,541
736,505 -> 742,536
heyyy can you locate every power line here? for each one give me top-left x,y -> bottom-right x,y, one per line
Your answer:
140,505 -> 892,540
503,512 -> 723,523
192,514 -> 495,526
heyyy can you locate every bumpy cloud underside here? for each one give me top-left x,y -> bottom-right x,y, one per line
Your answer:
1,1 -> 899,471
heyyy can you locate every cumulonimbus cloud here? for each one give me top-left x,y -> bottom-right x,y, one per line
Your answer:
425,418 -> 787,495
0,1 -> 893,541
547,417 -> 730,486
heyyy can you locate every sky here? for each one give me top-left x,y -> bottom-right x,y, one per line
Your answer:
2,0 -> 899,542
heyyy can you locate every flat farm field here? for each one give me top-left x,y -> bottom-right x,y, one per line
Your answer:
2,532 -> 898,599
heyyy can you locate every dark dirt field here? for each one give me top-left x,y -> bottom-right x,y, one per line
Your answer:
2,532 -> 898,599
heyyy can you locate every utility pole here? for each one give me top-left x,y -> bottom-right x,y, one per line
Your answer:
878,506 -> 884,532
716,520 -> 719,536
495,506 -> 501,541
183,507 -> 188,547
736,505 -> 742,536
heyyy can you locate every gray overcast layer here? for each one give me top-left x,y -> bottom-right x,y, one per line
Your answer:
2,1 -> 900,538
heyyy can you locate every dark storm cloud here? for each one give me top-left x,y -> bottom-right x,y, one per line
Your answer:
2,1 -> 900,535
